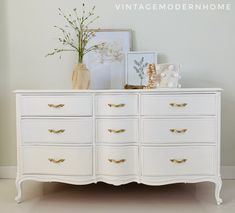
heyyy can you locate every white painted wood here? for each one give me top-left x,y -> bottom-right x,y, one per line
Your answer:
215,92 -> 221,178
14,89 -> 222,204
96,118 -> 138,143
142,146 -> 215,176
142,118 -> 216,143
21,118 -> 92,144
22,146 -> 92,176
2,166 -> 235,179
14,88 -> 222,94
141,94 -> 216,116
21,96 -> 92,116
96,146 -> 138,176
95,94 -> 138,116
16,94 -> 22,187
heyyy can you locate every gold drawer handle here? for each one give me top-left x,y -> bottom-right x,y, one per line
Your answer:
169,103 -> 188,107
170,128 -> 187,134
48,129 -> 65,134
108,103 -> 125,108
108,129 -> 126,134
108,159 -> 126,164
48,104 -> 65,108
170,159 -> 187,164
48,158 -> 65,164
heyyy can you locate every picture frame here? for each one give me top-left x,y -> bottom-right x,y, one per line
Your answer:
84,29 -> 132,89
125,51 -> 158,87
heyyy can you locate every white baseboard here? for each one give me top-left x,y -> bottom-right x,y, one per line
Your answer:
0,166 -> 235,179
0,166 -> 16,179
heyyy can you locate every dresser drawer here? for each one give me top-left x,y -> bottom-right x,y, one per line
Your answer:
96,119 -> 138,143
141,94 -> 216,116
22,118 -> 92,144
142,118 -> 216,143
23,146 -> 92,176
21,96 -> 92,116
96,146 -> 138,176
95,95 -> 138,116
142,146 -> 215,176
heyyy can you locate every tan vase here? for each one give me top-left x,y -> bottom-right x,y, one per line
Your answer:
72,63 -> 90,89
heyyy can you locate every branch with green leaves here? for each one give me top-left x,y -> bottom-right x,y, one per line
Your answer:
46,4 -> 104,63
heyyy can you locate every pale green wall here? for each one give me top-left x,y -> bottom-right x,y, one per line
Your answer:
0,0 -> 15,166
0,0 -> 235,166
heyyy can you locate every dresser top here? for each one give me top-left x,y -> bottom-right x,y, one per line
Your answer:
14,88 -> 222,94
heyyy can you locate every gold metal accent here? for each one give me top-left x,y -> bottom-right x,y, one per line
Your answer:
170,128 -> 187,134
146,64 -> 158,89
48,104 -> 65,108
108,129 -> 126,134
48,129 -> 65,134
124,84 -> 145,90
48,158 -> 65,164
108,159 -> 126,164
169,103 -> 188,108
170,159 -> 187,164
108,103 -> 125,108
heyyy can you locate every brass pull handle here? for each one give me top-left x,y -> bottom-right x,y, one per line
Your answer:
170,159 -> 187,164
169,103 -> 187,107
108,159 -> 126,164
48,129 -> 65,134
48,104 -> 65,108
48,158 -> 65,164
108,103 -> 125,108
170,129 -> 187,134
108,129 -> 126,133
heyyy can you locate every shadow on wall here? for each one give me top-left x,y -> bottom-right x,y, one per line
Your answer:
0,0 -> 7,69
0,0 -> 12,166
221,95 -> 235,165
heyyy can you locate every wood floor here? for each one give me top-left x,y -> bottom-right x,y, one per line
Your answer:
0,179 -> 234,213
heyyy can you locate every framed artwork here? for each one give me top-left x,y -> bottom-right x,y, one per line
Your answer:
125,51 -> 158,87
156,64 -> 181,88
84,29 -> 132,89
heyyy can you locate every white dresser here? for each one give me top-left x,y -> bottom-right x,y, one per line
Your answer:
15,88 -> 222,204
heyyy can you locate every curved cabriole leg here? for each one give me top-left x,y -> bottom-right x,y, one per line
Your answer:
215,178 -> 223,205
15,179 -> 23,203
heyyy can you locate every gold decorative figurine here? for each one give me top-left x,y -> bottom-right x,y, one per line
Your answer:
145,64 -> 158,89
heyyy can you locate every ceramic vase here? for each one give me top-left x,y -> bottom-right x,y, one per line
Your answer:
72,63 -> 90,89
